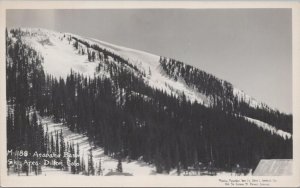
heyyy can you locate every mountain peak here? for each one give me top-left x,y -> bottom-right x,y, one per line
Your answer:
9,27 -> 291,137
6,27 -> 293,176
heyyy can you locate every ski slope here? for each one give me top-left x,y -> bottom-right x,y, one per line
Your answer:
41,116 -> 176,176
16,28 -> 291,140
20,28 -> 212,106
20,29 -> 99,79
19,28 -> 264,108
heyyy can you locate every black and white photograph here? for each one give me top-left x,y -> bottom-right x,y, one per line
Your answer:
1,1 -> 300,187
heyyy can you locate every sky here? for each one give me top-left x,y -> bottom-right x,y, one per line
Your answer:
6,9 -> 292,113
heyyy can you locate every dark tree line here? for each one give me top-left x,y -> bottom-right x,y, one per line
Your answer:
6,29 -> 46,153
6,28 -> 292,176
71,36 -> 141,73
39,55 -> 292,173
6,29 -> 48,175
159,57 -> 292,133
6,29 -> 86,175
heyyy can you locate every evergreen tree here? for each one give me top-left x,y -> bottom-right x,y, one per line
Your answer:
55,131 -> 59,155
76,143 -> 81,174
50,133 -> 54,154
87,149 -> 94,176
116,158 -> 123,173
70,143 -> 76,174
6,29 -> 293,176
81,154 -> 86,175
97,158 -> 103,176
59,129 -> 67,170
176,162 -> 181,176
154,149 -> 163,173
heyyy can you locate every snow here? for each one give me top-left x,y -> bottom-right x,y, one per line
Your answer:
7,166 -> 74,177
13,28 -> 278,111
10,28 -> 292,150
41,116 -> 160,176
16,28 -> 209,106
7,27 -> 293,177
233,88 -> 263,109
40,116 -> 248,176
17,28 -> 98,79
252,159 -> 292,176
242,116 -> 292,139
86,37 -> 211,106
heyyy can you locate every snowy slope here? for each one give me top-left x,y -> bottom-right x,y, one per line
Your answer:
41,116 -> 178,176
14,28 -> 291,139
41,115 -> 244,176
18,29 -> 99,79
20,28 -> 211,106
242,116 -> 292,140
17,28 -> 261,107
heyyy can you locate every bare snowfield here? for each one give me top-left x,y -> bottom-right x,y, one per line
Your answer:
21,29 -> 99,79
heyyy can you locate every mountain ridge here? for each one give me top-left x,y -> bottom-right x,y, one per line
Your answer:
9,27 -> 292,137
14,28 -> 276,111
6,27 -> 293,175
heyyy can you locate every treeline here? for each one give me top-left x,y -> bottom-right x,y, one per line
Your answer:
6,29 -> 48,175
40,57 -> 292,173
6,29 -> 46,153
71,36 -> 141,73
159,57 -> 292,133
6,29 -> 93,176
6,28 -> 292,175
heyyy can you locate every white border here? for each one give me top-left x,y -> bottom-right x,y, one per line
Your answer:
0,1 -> 299,187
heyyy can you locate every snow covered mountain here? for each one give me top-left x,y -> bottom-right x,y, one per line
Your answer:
16,28 -> 255,106
6,27 -> 293,176
12,28 -> 291,139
